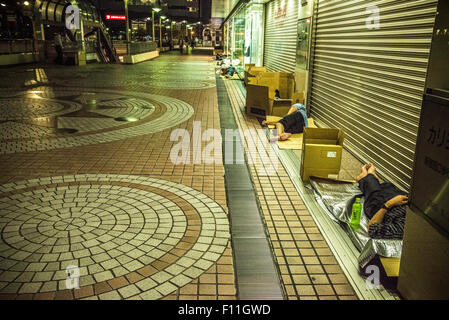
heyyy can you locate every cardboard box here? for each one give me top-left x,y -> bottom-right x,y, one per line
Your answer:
277,72 -> 295,98
300,128 -> 344,183
244,64 -> 255,85
244,64 -> 255,72
246,84 -> 270,118
291,91 -> 305,104
246,71 -> 301,118
248,66 -> 267,77
269,99 -> 292,117
245,66 -> 267,85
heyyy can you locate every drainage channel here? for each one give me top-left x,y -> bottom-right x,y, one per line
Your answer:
216,76 -> 284,300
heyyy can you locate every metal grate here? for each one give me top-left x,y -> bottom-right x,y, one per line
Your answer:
309,0 -> 438,190
263,0 -> 299,72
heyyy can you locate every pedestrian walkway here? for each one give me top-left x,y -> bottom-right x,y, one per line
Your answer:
222,79 -> 358,300
0,52 -> 359,300
0,54 -> 235,300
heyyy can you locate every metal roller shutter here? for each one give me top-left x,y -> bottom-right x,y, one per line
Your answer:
264,0 -> 299,72
309,0 -> 437,190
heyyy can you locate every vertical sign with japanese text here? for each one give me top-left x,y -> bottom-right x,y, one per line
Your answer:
410,92 -> 449,234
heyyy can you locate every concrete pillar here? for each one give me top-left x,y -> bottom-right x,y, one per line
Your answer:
159,17 -> 162,48
77,18 -> 86,66
125,0 -> 130,55
152,11 -> 155,43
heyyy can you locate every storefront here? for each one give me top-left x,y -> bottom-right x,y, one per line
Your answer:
222,0 -> 437,190
243,2 -> 264,67
223,0 -> 265,75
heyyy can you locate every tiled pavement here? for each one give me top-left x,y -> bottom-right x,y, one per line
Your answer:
0,52 -> 358,300
0,54 -> 235,300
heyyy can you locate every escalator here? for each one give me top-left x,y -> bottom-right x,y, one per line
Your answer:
35,0 -> 120,64
95,26 -> 120,63
83,25 -> 120,63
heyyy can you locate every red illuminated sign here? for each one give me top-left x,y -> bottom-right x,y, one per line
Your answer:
105,14 -> 126,21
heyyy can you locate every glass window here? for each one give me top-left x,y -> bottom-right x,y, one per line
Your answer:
232,9 -> 245,74
296,17 -> 311,71
244,3 -> 264,66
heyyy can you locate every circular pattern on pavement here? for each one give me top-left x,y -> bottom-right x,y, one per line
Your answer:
0,87 -> 194,154
55,77 -> 216,90
145,80 -> 216,89
0,175 -> 230,300
0,98 -> 81,121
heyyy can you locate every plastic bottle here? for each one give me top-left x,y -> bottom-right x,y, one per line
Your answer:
350,197 -> 362,229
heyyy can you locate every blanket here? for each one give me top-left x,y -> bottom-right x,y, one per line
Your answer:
309,177 -> 403,269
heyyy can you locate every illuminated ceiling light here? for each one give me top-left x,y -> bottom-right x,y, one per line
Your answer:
23,1 -> 30,5
1,3 -> 6,7
152,7 -> 161,13
160,15 -> 166,19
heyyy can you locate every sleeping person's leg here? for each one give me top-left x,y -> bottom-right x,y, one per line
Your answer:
367,162 -> 380,180
269,122 -> 291,141
357,164 -> 385,219
356,164 -> 369,182
262,119 -> 278,126
275,123 -> 291,141
262,105 -> 299,126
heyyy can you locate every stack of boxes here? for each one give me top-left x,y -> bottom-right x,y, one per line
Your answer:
245,67 -> 303,118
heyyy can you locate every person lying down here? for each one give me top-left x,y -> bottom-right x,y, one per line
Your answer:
261,103 -> 309,141
356,163 -> 408,240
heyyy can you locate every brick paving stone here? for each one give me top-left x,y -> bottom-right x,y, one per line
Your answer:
140,289 -> 163,300
74,286 -> 94,299
94,271 -> 114,282
54,290 -> 73,300
19,283 -> 42,294
135,278 -> 157,291
118,284 -> 140,299
198,284 -> 216,295
217,285 -> 236,296
94,282 -> 112,295
334,284 -> 356,296
126,272 -> 144,284
155,282 -> 177,296
99,291 -> 121,300
107,276 -> 129,290
34,292 -> 56,300
137,266 -> 158,277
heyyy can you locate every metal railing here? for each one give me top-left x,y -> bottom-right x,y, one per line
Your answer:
129,41 -> 157,55
84,40 -> 97,54
112,40 -> 158,55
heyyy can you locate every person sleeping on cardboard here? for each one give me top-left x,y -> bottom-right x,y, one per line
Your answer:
261,103 -> 309,141
356,163 -> 408,240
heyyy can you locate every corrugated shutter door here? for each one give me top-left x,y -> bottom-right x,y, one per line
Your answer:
309,0 -> 437,190
264,0 -> 299,72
